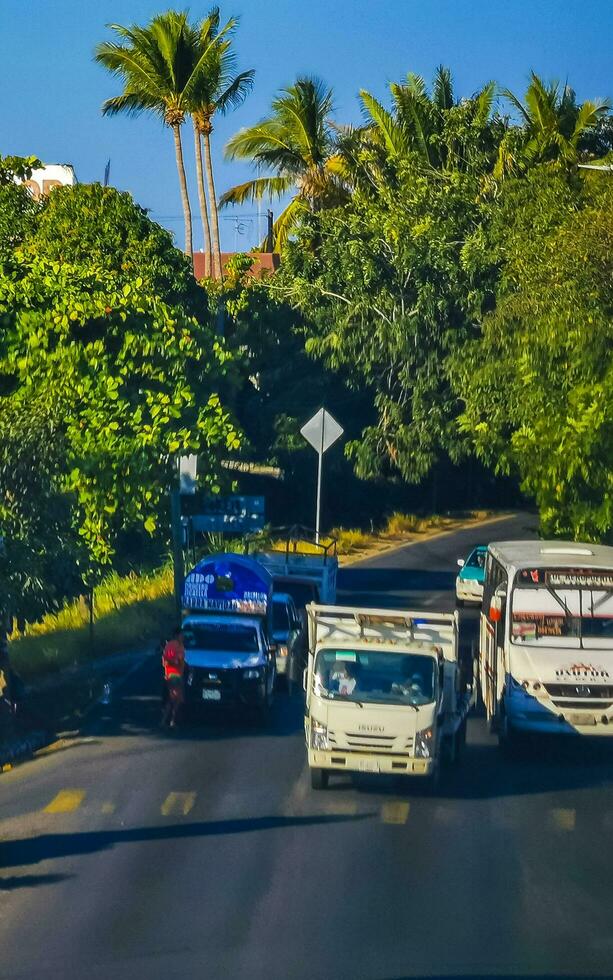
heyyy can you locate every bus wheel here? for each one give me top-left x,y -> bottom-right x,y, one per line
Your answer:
498,714 -> 521,758
311,767 -> 329,790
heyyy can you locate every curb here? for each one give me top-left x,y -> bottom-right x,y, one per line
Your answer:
0,730 -> 51,772
0,650 -> 152,775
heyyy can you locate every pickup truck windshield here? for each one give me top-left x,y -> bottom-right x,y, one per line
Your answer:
314,649 -> 435,706
183,624 -> 260,653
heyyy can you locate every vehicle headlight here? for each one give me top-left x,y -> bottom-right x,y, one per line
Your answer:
276,644 -> 288,658
415,727 -> 434,758
310,721 -> 329,751
509,677 -> 534,695
243,668 -> 262,680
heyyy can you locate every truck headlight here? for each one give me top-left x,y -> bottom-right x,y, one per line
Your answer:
311,721 -> 329,751
243,668 -> 262,680
415,727 -> 434,758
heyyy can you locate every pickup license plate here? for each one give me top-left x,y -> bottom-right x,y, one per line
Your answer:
202,689 -> 221,701
358,759 -> 380,773
567,712 -> 596,726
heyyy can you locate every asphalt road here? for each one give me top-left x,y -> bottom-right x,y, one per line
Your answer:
3,512 -> 613,979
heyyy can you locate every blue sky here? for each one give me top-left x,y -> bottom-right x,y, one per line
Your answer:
2,0 -> 612,250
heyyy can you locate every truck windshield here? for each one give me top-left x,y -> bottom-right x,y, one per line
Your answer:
314,649 -> 436,706
183,624 -> 260,653
511,570 -> 613,649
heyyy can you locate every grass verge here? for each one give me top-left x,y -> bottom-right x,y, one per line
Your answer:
10,567 -> 174,683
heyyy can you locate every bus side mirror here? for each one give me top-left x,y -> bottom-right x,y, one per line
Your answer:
457,558 -> 465,568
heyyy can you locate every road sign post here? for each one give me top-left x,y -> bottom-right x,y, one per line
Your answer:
300,408 -> 344,543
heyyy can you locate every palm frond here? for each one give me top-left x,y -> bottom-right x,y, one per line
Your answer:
219,175 -> 295,207
473,81 -> 496,127
391,83 -> 432,164
259,197 -> 307,250
433,65 -> 454,110
216,69 -> 256,114
360,90 -> 408,157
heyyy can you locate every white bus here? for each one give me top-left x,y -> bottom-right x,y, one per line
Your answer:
479,541 -> 613,746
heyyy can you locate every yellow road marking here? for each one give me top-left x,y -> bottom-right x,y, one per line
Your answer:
323,799 -> 359,816
101,802 -> 116,815
161,792 -> 196,817
44,789 -> 86,814
381,801 -> 410,825
551,807 -> 576,831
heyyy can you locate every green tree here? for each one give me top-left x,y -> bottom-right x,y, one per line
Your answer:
495,72 -> 611,177
96,10 -> 206,261
277,156 -> 492,484
0,155 -> 42,261
0,251 -> 241,569
220,77 -> 348,248
359,66 -> 497,175
455,167 -> 613,540
27,182 -> 202,314
189,8 -> 254,280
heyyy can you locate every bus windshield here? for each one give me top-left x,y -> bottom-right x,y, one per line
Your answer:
313,649 -> 436,706
511,567 -> 613,649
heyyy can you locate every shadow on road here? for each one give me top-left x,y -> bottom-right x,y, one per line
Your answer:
0,873 -> 74,891
0,812 -> 372,870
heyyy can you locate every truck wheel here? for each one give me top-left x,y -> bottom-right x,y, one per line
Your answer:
498,713 -> 521,758
311,767 -> 329,790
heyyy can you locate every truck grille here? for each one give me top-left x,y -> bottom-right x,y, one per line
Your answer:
189,667 -> 239,694
545,684 -> 613,699
328,730 -> 407,752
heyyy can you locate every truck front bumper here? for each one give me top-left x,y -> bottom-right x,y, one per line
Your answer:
308,748 -> 434,776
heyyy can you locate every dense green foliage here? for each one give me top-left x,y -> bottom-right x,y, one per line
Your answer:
456,169 -> 613,541
0,161 -> 240,620
4,45 -> 613,638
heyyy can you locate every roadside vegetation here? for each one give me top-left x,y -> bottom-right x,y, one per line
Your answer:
2,4 -> 613,683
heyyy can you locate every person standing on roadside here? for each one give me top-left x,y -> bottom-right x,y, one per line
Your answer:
161,627 -> 185,728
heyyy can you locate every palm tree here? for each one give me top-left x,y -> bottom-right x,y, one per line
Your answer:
96,11 -> 205,262
220,76 -> 348,250
189,9 -> 254,280
360,66 -> 496,174
496,72 -> 611,176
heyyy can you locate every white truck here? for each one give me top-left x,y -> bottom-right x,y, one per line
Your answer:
251,528 -> 338,610
305,605 -> 470,789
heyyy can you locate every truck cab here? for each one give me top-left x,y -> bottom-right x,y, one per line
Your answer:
305,606 -> 466,789
181,554 -> 276,718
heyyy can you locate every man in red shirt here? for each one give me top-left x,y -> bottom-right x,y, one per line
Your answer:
161,628 -> 185,728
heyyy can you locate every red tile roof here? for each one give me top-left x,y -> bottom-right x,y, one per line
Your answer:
193,251 -> 280,280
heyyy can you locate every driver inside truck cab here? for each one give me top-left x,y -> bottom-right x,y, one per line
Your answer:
331,660 -> 358,696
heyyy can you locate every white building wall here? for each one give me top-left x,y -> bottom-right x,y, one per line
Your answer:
23,164 -> 77,199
